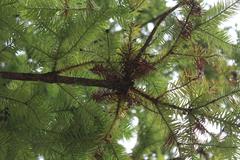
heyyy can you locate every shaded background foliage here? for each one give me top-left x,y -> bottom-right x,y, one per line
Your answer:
0,0 -> 240,159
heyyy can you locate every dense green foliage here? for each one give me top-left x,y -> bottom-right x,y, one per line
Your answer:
0,0 -> 240,159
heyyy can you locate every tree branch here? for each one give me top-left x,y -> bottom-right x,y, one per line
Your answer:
0,71 -> 128,90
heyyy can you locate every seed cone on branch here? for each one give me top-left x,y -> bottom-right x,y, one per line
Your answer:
178,20 -> 193,39
182,0 -> 202,16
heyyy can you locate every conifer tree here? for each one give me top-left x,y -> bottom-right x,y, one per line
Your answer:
0,0 -> 240,159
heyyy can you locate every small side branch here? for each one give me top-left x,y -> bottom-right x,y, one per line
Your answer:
135,3 -> 181,61
192,89 -> 240,110
155,106 -> 183,158
156,5 -> 194,63
132,87 -> 188,111
104,99 -> 122,141
55,60 -> 102,74
157,76 -> 198,99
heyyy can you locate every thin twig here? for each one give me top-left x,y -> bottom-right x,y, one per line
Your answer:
109,143 -> 120,160
156,5 -> 194,64
157,76 -> 198,99
179,142 -> 237,149
192,89 -> 240,110
55,60 -> 103,74
195,0 -> 240,30
104,98 -> 122,141
135,3 -> 181,61
132,87 -> 188,111
155,106 -> 183,157
0,95 -> 41,123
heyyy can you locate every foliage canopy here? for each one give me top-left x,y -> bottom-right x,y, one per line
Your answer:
0,0 -> 240,159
